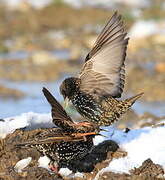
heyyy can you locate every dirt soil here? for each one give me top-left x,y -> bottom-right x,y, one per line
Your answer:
0,128 -> 165,180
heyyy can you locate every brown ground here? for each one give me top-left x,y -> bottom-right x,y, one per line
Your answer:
125,65 -> 165,101
0,85 -> 25,98
0,59 -> 77,81
0,128 -> 164,180
0,3 -> 164,101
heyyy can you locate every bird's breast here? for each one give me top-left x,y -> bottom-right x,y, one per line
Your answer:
72,93 -> 103,122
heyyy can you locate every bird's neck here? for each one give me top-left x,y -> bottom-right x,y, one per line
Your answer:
68,78 -> 80,99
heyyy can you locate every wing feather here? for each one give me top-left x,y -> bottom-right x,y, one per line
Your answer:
42,87 -> 74,130
80,12 -> 129,98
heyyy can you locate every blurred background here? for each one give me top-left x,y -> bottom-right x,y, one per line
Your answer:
0,0 -> 164,128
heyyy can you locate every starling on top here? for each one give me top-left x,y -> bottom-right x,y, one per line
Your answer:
60,12 -> 143,126
16,88 -> 99,173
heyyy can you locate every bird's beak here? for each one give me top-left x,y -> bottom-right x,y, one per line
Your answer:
64,97 -> 69,108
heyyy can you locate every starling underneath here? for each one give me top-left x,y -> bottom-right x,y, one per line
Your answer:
60,12 -> 143,126
16,128 -> 94,173
62,140 -> 119,173
16,87 -> 99,173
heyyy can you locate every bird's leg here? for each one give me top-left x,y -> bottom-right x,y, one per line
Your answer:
76,121 -> 93,127
71,132 -> 96,140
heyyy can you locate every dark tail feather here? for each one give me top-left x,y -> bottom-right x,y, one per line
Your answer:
42,87 -> 58,107
125,92 -> 144,105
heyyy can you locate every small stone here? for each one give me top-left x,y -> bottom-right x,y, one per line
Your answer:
14,157 -> 32,173
112,149 -> 127,159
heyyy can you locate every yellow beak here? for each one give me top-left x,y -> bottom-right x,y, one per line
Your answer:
63,97 -> 69,109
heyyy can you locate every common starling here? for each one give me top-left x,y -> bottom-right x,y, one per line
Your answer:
16,88 -> 99,173
16,128 -> 94,173
16,130 -> 119,173
60,12 -> 143,126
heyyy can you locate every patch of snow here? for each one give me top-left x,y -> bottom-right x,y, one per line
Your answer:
0,112 -> 54,138
114,0 -> 150,8
14,157 -> 32,173
93,134 -> 105,145
38,156 -> 50,169
59,168 -> 84,178
63,0 -> 150,8
59,168 -> 72,176
94,124 -> 165,179
74,172 -> 85,178
3,0 -> 52,9
63,0 -> 114,9
5,0 -> 150,9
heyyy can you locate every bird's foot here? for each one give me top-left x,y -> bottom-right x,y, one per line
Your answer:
48,163 -> 59,173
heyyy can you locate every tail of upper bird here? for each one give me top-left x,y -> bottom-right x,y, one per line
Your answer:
117,92 -> 144,115
125,92 -> 144,106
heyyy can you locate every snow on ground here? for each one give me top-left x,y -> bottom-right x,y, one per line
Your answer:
1,112 -> 165,177
14,157 -> 32,173
38,156 -> 50,170
94,125 -> 165,179
3,0 -> 150,10
3,0 -> 52,9
63,0 -> 150,8
0,112 -> 54,138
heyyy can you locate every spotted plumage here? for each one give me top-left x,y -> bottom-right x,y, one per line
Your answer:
16,128 -> 94,172
16,128 -> 119,173
60,12 -> 143,126
16,88 -> 99,173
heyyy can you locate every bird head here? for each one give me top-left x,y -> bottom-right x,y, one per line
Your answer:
60,77 -> 80,107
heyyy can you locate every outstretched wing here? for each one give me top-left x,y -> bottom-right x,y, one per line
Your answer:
79,12 -> 129,98
42,87 -> 74,131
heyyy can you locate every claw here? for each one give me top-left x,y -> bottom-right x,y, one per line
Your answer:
99,128 -> 109,132
48,163 -> 58,173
